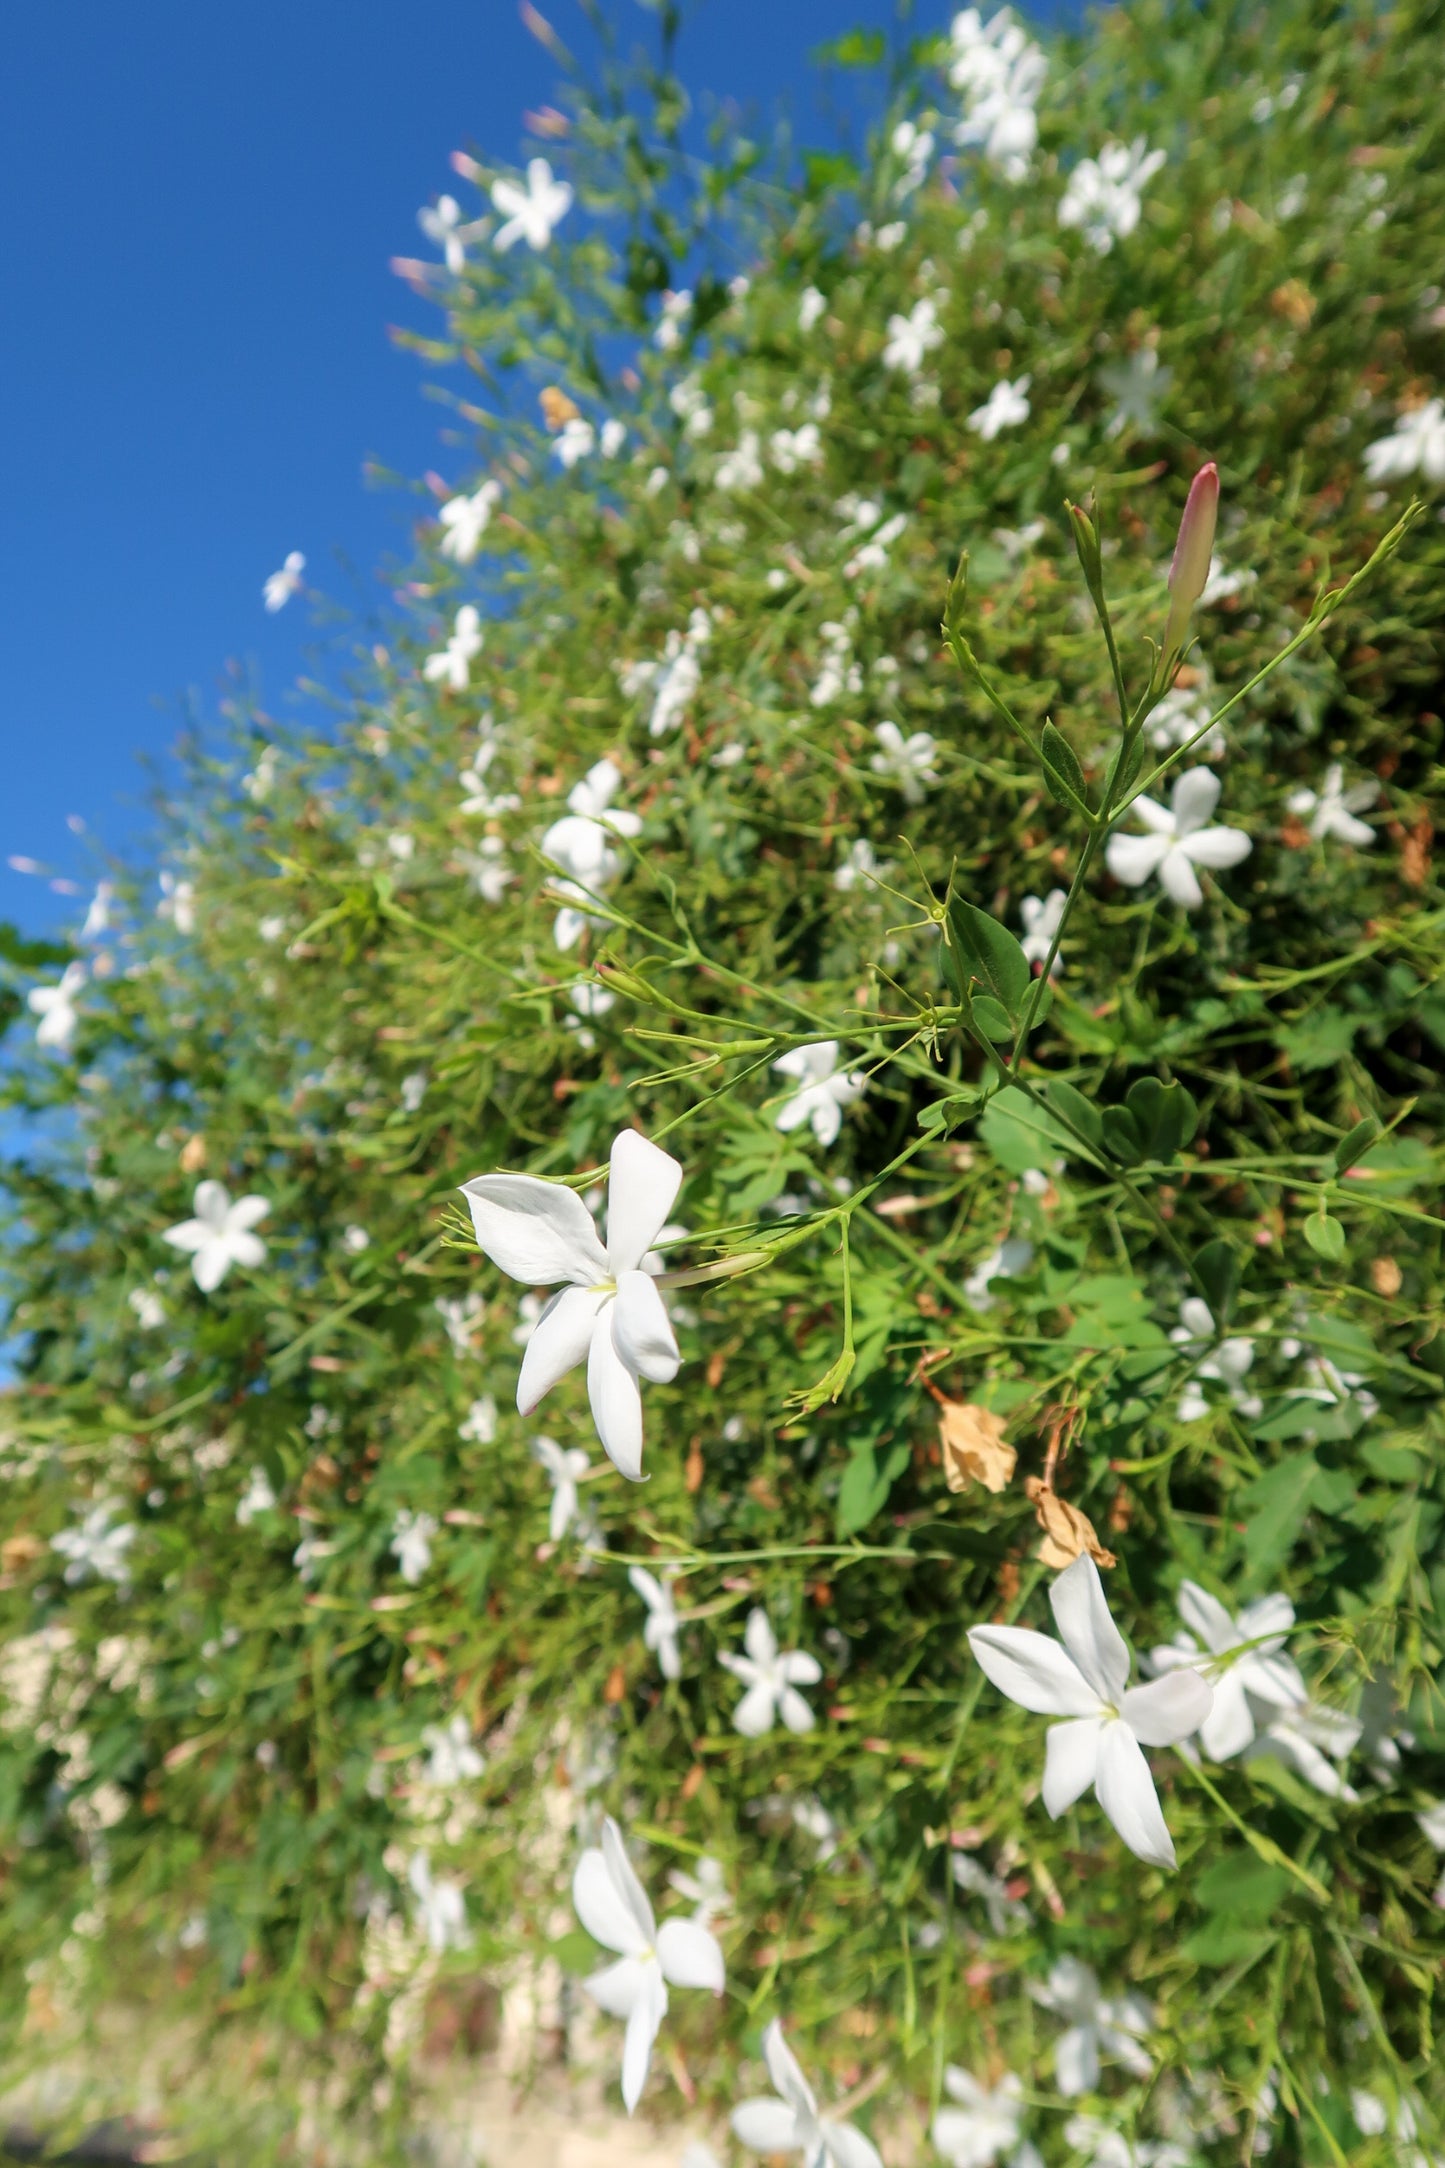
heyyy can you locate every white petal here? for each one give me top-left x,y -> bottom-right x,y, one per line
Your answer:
967,1625 -> 1100,1717
822,2119 -> 884,2168
1048,1555 -> 1130,1704
778,1650 -> 823,1687
1180,824 -> 1251,871
657,1916 -> 724,1991
192,1180 -> 231,1229
1130,793 -> 1178,835
732,2101 -> 800,2152
1196,1674 -> 1257,1761
763,2021 -> 818,2120
732,1678 -> 778,1736
628,1565 -> 665,1614
1170,765 -> 1221,833
1042,1717 -> 1104,1813
620,1962 -> 668,2113
611,1269 -> 680,1382
574,1847 -> 648,1958
1121,1668 -> 1213,1746
228,1195 -> 271,1232
1105,832 -> 1172,888
229,1231 -> 267,1270
584,1953 -> 649,2016
1158,847 -> 1205,909
1177,1581 -> 1233,1654
192,1244 -> 230,1293
744,1608 -> 779,1667
778,1685 -> 817,1734
606,1130 -> 684,1273
1054,2025 -> 1098,2097
587,1310 -> 646,1480
163,1219 -> 206,1254
460,1172 -> 608,1284
603,1814 -> 658,1945
1095,1720 -> 1176,1867
517,1285 -> 607,1413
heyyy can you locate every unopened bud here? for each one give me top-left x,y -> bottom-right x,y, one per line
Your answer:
1161,462 -> 1219,664
1066,497 -> 1105,604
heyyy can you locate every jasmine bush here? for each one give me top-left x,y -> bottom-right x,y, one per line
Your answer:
3,1 -> 1444,2161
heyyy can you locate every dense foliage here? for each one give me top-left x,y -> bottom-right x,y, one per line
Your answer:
3,1 -> 1444,2160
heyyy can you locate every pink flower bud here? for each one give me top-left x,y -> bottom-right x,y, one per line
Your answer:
1162,461 -> 1219,661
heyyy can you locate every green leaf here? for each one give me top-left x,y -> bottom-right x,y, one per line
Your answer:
945,900 -> 1030,1019
1180,1921 -> 1273,1967
980,1085 -> 1094,1172
812,27 -> 886,65
1193,1239 -> 1239,1324
917,1089 -> 984,1134
1304,1211 -> 1345,1261
1039,721 -> 1091,818
1125,1076 -> 1199,1159
970,994 -> 1014,1041
1100,1105 -> 1144,1163
1043,1078 -> 1103,1150
1331,1115 -> 1381,1175
1239,1452 -> 1320,1575
836,1440 -> 910,1535
1195,1854 -> 1293,1923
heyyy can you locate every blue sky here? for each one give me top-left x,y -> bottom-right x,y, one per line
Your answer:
2,0 -> 1069,939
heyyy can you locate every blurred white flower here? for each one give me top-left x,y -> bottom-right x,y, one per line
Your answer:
963,1237 -> 1033,1309
1098,347 -> 1172,437
1362,398 -> 1445,486
951,1850 -> 1027,1936
655,288 -> 693,349
798,285 -> 827,332
629,1564 -> 683,1680
420,1714 -> 485,1786
535,1434 -> 592,1540
81,881 -> 114,937
418,194 -> 489,272
436,1291 -> 484,1357
490,159 -> 571,252
1288,763 -> 1376,846
263,551 -> 305,612
573,1815 -> 724,2114
53,1500 -> 136,1587
458,739 -> 521,819
1150,1578 -> 1305,1759
542,757 -> 643,948
1145,679 -> 1223,757
390,1510 -> 439,1585
843,509 -> 907,580
458,835 -> 512,903
342,1224 -> 370,1255
950,8 -> 1047,182
870,719 -> 938,801
834,839 -> 880,891
883,296 -> 944,373
1032,1956 -> 1154,2096
28,961 -> 87,1050
668,1855 -> 731,1929
968,1553 -> 1213,1868
236,1467 -> 277,1525
128,1287 -> 166,1331
933,2066 -> 1041,2168
969,375 -> 1031,439
1247,1700 -> 1362,1800
1105,766 -> 1251,909
438,481 -> 502,562
1019,889 -> 1066,973
158,871 -> 196,934
164,1181 -> 269,1293
407,1850 -> 470,1950
1169,1296 -> 1261,1422
891,118 -> 935,197
732,2021 -> 883,2168
772,1042 -> 865,1148
423,604 -> 485,692
458,1395 -> 497,1445
720,1609 -> 822,1737
717,430 -> 765,491
400,1071 -> 428,1114
770,422 -> 822,474
1060,138 -> 1167,252
810,621 -> 863,707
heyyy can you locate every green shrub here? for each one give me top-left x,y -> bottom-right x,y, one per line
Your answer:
3,1 -> 1443,2160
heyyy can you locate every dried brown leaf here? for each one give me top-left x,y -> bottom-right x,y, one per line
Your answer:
1025,1476 -> 1117,1569
939,1401 -> 1016,1494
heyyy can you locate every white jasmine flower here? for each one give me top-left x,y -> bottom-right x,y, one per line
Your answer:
1019,889 -> 1065,973
950,9 -> 1047,182
1288,1351 -> 1378,1422
1200,555 -> 1255,606
158,871 -> 196,934
843,509 -> 907,579
600,417 -> 627,457
420,1714 -> 485,1786
1287,763 -> 1376,847
770,422 -> 823,474
883,296 -> 944,374
681,2147 -> 724,2168
438,481 -> 502,562
1248,1700 -> 1362,1800
458,1396 -> 497,1445
933,2067 -> 1041,2168
1098,347 -> 1172,438
400,1070 -> 428,1113
407,1851 -> 470,1951
242,748 -> 278,801
655,288 -> 693,349
732,2020 -> 883,2168
1105,766 -> 1251,909
717,431 -> 765,491
423,604 -> 484,692
1145,680 -> 1223,757
459,836 -> 512,902
53,1500 -> 137,1587
390,1509 -> 438,1585
969,1552 -> 1213,1868
1362,398 -> 1445,486
772,1042 -> 866,1149
629,1564 -> 683,1680
963,1237 -> 1033,1310
434,1292 -> 484,1357
1059,138 -> 1167,252
81,882 -> 114,937
340,1224 -> 370,1254
163,1181 -> 269,1293
1032,1957 -> 1154,2096
555,415 -> 597,467
386,831 -> 415,864
263,550 -> 305,612
834,839 -> 880,891
418,193 -> 489,272
1168,1297 -> 1261,1423
670,374 -> 713,438
798,285 -> 827,332
235,1467 -> 277,1525
1150,1580 -> 1305,1760
668,1856 -> 731,1929
292,1533 -> 332,1583
28,961 -> 87,1050
573,1815 -> 724,2114
490,158 -> 572,252
534,1434 -> 592,1540
870,719 -> 938,801
461,1130 -> 684,1481
639,611 -> 711,738
128,1288 -> 166,1331
968,375 -> 1031,439
541,757 -> 643,948
811,621 -> 864,707
951,1851 -> 1026,1935
720,1608 -> 822,1737
1064,2114 -> 1191,2167
457,739 -> 521,818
